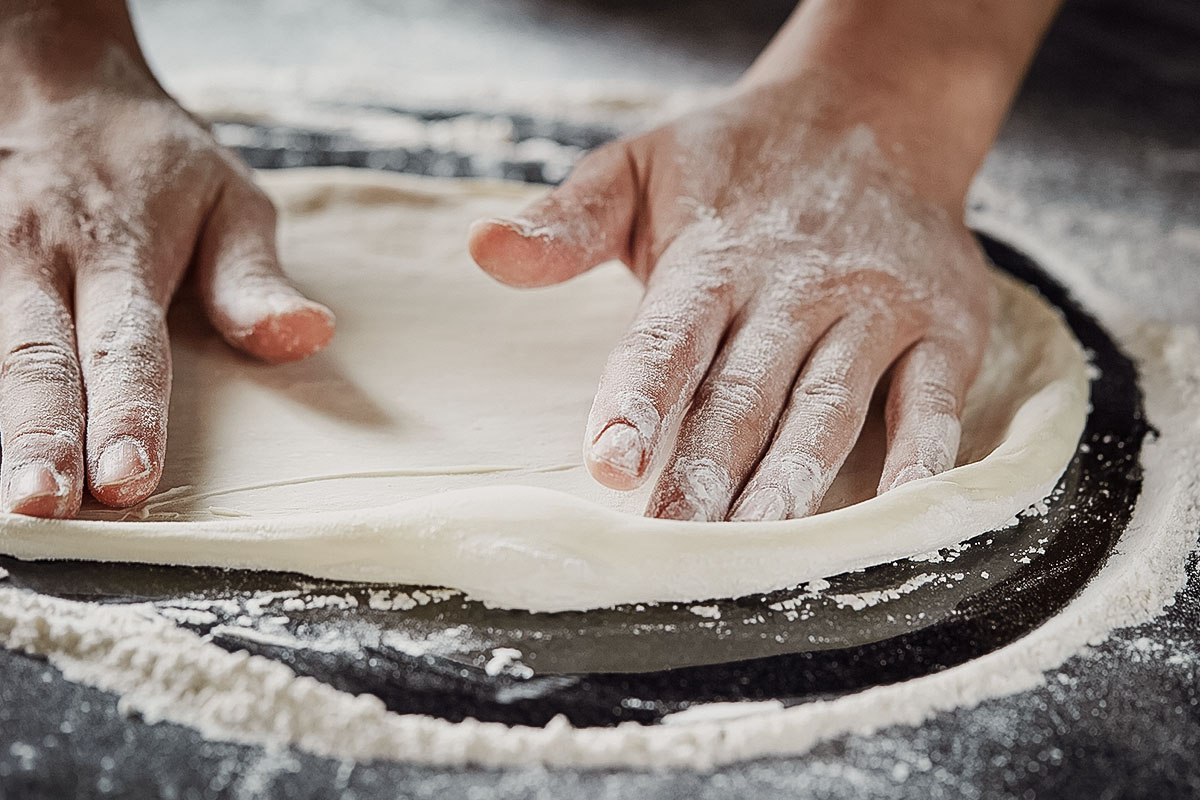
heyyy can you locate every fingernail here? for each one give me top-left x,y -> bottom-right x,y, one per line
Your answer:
95,438 -> 151,488
469,217 -> 504,238
784,459 -> 828,518
654,496 -> 708,522
475,217 -> 547,240
886,464 -> 936,493
730,487 -> 788,522
5,464 -> 66,512
651,458 -> 733,522
590,422 -> 644,478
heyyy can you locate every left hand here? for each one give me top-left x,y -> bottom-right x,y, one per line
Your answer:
0,7 -> 334,517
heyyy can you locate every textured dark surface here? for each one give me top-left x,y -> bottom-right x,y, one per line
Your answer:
1,0 -> 1198,797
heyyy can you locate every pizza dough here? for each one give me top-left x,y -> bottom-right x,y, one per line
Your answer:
0,169 -> 1088,612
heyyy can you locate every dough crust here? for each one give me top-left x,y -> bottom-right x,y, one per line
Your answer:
0,169 -> 1088,611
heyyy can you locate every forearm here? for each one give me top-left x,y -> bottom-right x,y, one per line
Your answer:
740,0 -> 1063,206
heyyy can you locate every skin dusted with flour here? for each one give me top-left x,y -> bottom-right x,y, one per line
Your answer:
0,170 -> 1088,613
469,0 -> 1064,521
471,88 -> 992,524
0,2 -> 334,518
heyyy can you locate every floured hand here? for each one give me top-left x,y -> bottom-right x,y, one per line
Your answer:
469,76 -> 993,521
0,5 -> 334,517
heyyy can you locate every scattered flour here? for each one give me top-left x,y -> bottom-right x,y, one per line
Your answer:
281,594 -> 358,612
484,648 -> 534,679
0,289 -> 1194,770
829,573 -> 940,612
368,588 -> 458,612
158,607 -> 220,627
381,625 -> 475,659
688,604 -> 722,620
661,700 -> 786,725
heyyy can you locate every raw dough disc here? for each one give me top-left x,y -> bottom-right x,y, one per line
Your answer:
0,169 -> 1089,612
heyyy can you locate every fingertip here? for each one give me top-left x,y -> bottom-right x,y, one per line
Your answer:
232,296 -> 336,364
645,457 -> 733,522
728,486 -> 788,522
586,460 -> 645,491
585,421 -> 648,490
468,217 -> 564,289
878,463 -> 936,495
3,463 -> 79,519
90,436 -> 159,508
470,147 -> 633,287
647,491 -> 705,522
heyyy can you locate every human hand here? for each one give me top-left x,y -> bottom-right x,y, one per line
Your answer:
469,77 -> 992,521
0,7 -> 334,517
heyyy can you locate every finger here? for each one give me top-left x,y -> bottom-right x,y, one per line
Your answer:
729,316 -> 903,521
876,340 -> 973,493
583,239 -> 744,491
0,268 -> 85,518
194,177 -> 335,365
646,306 -> 838,521
468,142 -> 637,288
74,255 -> 173,508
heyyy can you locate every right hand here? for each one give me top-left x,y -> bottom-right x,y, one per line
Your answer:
0,8 -> 334,518
470,79 -> 992,522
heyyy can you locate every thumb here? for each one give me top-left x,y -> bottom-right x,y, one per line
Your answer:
468,142 -> 638,288
193,176 -> 336,364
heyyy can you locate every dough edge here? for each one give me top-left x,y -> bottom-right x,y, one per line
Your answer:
0,170 -> 1090,613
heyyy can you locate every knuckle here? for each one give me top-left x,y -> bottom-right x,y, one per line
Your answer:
91,398 -> 166,435
913,379 -> 960,417
663,232 -> 740,285
1,341 -> 80,385
700,373 -> 770,424
620,315 -> 694,365
3,425 -> 80,453
84,332 -> 165,376
795,374 -> 855,422
84,248 -> 148,280
80,305 -> 168,381
84,338 -> 162,371
74,206 -> 146,255
77,239 -> 158,290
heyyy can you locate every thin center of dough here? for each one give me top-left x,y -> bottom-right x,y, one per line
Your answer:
0,169 -> 1088,612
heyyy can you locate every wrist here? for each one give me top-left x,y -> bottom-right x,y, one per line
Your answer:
739,0 -> 1061,207
0,1 -> 157,93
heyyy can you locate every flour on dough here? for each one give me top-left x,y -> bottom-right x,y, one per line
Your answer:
0,169 -> 1089,612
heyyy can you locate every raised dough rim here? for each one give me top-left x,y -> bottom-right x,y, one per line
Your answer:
0,169 -> 1090,612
